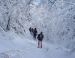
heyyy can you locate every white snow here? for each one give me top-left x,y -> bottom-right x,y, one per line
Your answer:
0,30 -> 75,58
0,0 -> 75,58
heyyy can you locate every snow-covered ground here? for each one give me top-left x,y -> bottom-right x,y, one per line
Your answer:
0,0 -> 75,58
0,30 -> 75,58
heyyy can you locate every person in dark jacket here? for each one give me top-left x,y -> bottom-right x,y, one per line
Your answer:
29,27 -> 32,32
33,28 -> 37,39
37,32 -> 44,48
29,27 -> 34,35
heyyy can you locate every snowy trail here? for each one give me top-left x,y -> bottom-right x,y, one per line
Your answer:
0,33 -> 47,58
0,33 -> 75,58
0,38 -> 69,58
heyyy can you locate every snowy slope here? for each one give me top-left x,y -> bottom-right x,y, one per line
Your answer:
0,0 -> 75,58
0,0 -> 75,46
0,31 -> 75,58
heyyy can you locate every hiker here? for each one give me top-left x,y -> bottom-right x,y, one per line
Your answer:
29,27 -> 37,39
29,27 -> 33,35
37,32 -> 44,48
33,28 -> 37,39
29,27 -> 32,32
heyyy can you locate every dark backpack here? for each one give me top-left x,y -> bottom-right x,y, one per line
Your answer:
37,33 -> 44,41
